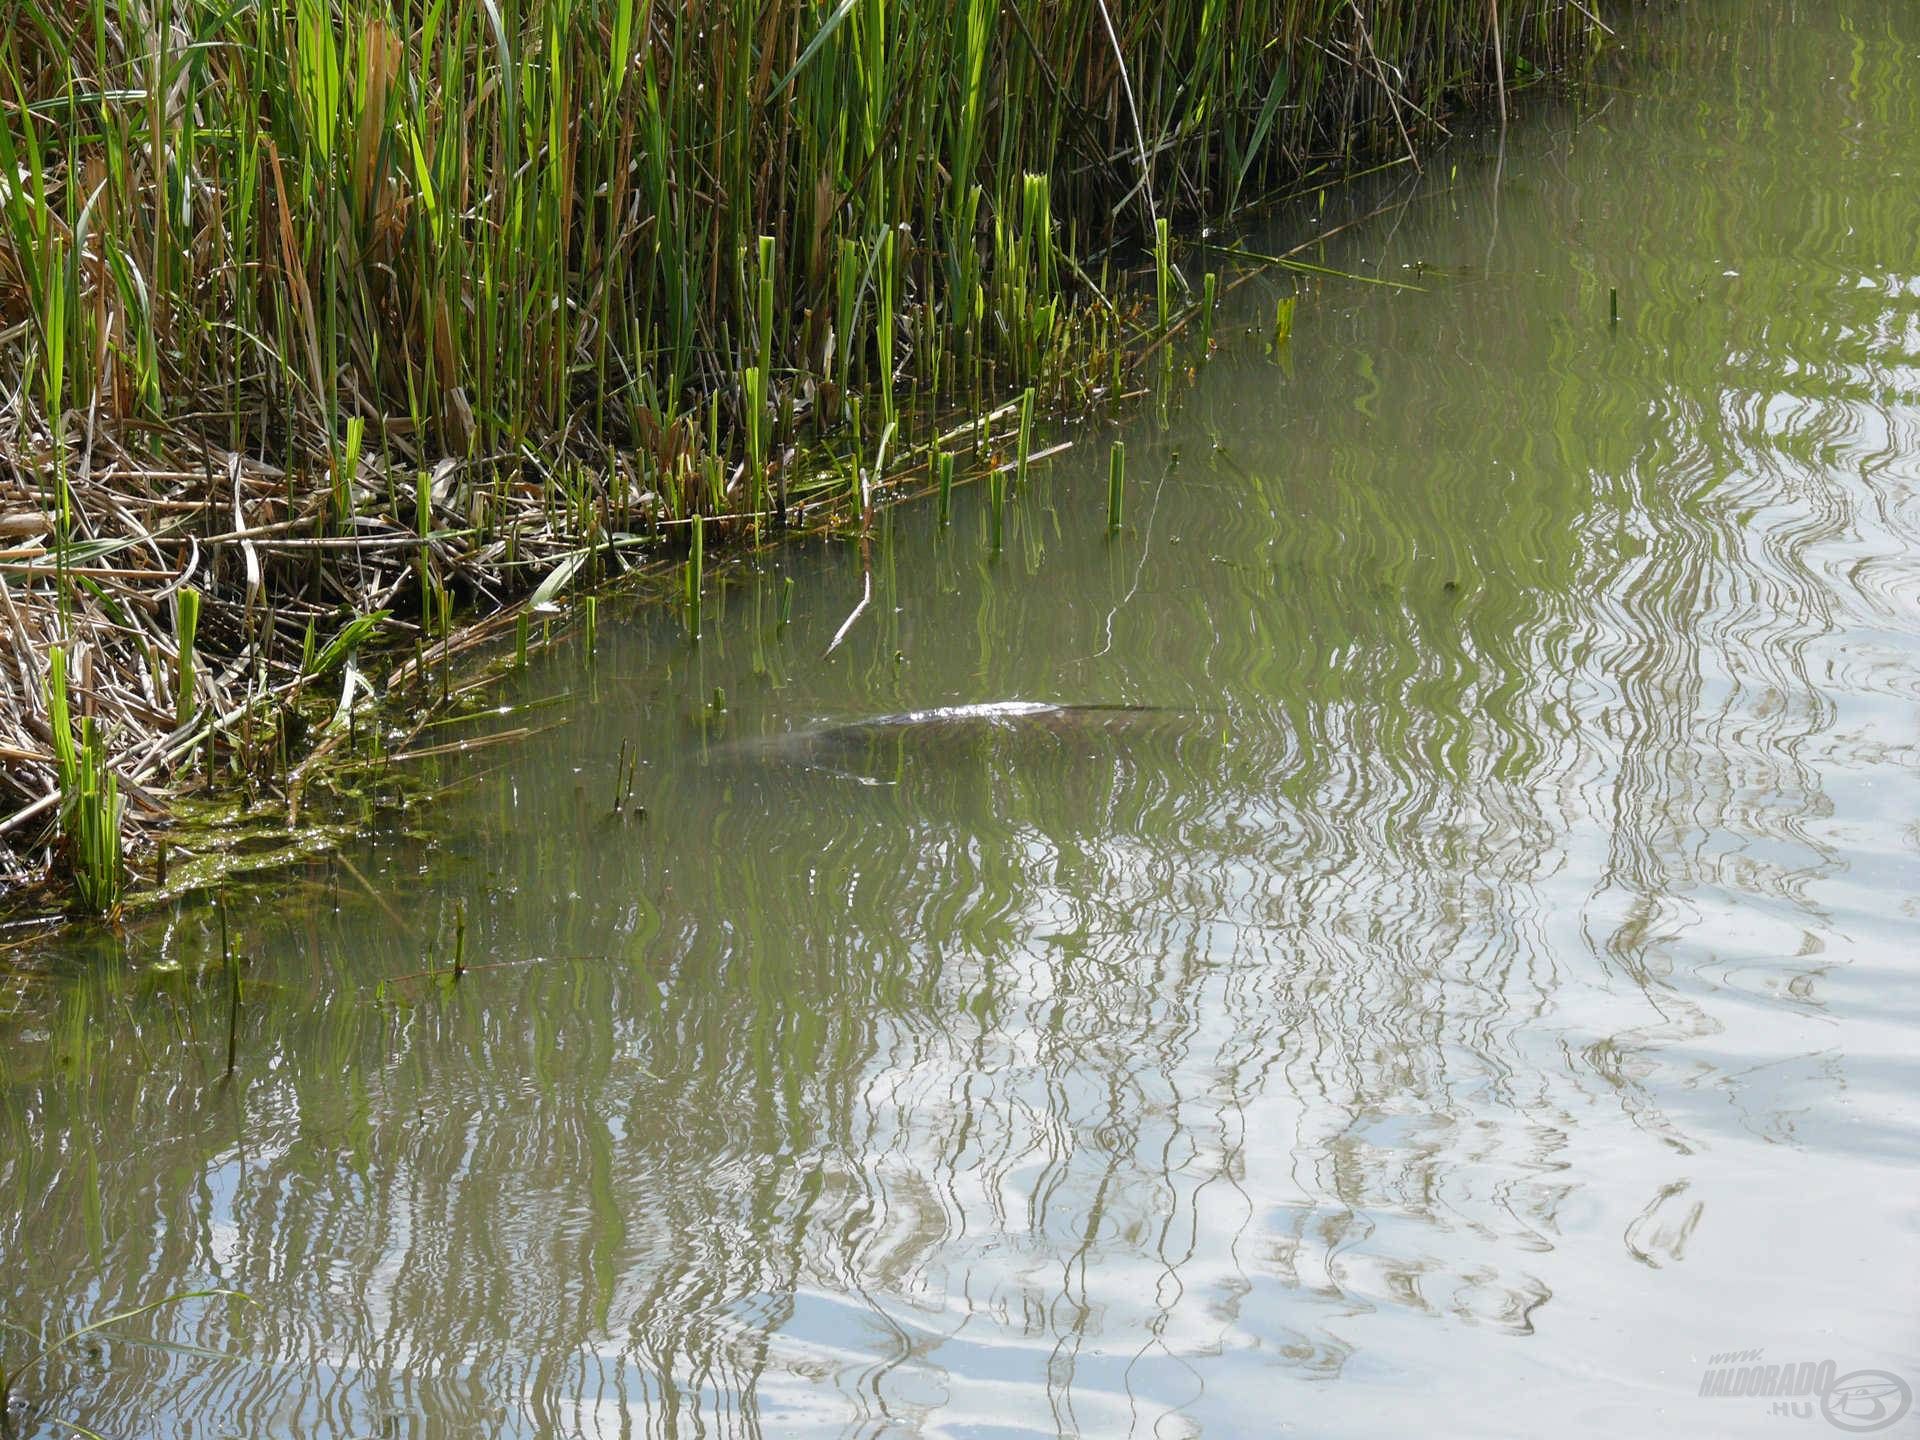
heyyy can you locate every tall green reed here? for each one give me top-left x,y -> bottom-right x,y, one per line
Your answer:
47,647 -> 123,912
0,0 -> 1607,536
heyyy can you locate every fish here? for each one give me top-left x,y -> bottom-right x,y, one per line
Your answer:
707,701 -> 1198,781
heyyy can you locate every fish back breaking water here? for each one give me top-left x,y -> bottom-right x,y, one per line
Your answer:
710,702 -> 1210,779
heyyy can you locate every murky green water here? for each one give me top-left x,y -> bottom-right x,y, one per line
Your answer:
7,2 -> 1920,1435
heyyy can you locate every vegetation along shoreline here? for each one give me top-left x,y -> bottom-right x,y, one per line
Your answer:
0,0 -> 1627,915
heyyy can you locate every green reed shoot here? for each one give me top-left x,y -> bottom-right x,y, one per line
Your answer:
1154,217 -> 1174,332
304,611 -> 388,679
1272,295 -> 1297,353
333,415 -> 365,525
752,233 -> 777,518
174,587 -> 202,726
1108,442 -> 1126,534
438,583 -> 455,701
47,647 -> 123,913
1016,388 -> 1035,491
878,228 -> 897,432
757,236 -> 777,391
744,364 -> 767,512
415,470 -> 434,625
685,512 -> 704,638
936,450 -> 955,527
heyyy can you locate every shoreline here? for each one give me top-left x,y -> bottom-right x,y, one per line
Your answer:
0,0 -> 1622,913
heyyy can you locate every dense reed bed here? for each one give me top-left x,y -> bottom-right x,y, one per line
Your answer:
0,0 -> 1615,908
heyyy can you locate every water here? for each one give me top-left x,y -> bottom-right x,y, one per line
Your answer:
6,2 -> 1919,1435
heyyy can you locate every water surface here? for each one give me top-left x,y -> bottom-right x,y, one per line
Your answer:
5,2 -> 1919,1435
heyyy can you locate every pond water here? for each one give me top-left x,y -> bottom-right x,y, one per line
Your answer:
5,1 -> 1919,1435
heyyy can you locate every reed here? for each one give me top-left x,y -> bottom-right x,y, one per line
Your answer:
0,0 -> 1602,484
685,512 -> 705,639
756,235 -> 777,519
1272,295 -> 1298,353
1154,218 -> 1176,332
47,647 -> 123,912
1108,443 -> 1127,535
174,588 -> 202,728
1015,388 -> 1036,493
0,0 -> 1616,892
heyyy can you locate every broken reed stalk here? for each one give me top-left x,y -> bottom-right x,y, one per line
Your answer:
1016,389 -> 1036,492
936,450 -> 955,527
685,512 -> 705,639
174,587 -> 201,728
1154,218 -> 1175,332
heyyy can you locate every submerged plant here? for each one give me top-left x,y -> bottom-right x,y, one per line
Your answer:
0,1288 -> 249,1439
